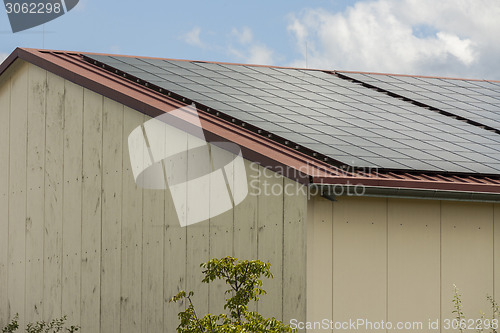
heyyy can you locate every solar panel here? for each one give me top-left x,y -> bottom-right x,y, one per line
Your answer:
340,72 -> 500,134
87,54 -> 500,174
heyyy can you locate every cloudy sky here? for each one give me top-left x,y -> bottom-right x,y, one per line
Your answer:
1,0 -> 500,79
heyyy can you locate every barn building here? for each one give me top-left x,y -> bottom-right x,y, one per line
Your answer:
1,48 -> 500,332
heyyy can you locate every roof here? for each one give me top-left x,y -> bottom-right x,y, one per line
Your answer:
2,48 -> 500,199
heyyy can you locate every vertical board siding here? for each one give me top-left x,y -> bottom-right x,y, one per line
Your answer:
185,134 -> 210,317
233,159 -> 258,260
44,70 -> 65,321
441,201 -> 494,332
141,115 -> 165,333
332,196 -> 388,332
257,167 -> 284,319
0,63 -> 11,328
80,88 -> 103,333
25,62 -> 47,324
163,120 -> 187,332
100,98 -> 123,333
121,107 -> 144,333
387,199 -> 440,332
495,204 -> 500,307
208,146 -> 235,315
142,186 -> 165,332
0,63 -> 308,332
61,79 -> 83,325
8,61 -> 28,328
233,159 -> 258,313
308,196 -> 500,333
306,197 -> 333,333
283,177 -> 307,327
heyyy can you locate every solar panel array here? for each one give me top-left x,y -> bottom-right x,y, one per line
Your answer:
87,54 -> 500,174
340,72 -> 500,131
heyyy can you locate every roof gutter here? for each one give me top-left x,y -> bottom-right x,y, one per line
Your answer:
310,184 -> 500,203
311,175 -> 500,194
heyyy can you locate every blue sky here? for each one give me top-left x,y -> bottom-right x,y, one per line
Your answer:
2,0 -> 500,79
0,0 -> 354,62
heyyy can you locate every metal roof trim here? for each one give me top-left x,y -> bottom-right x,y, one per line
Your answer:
3,48 -> 344,185
311,184 -> 500,202
356,186 -> 500,202
2,48 -> 500,194
0,47 -> 23,77
311,174 -> 500,194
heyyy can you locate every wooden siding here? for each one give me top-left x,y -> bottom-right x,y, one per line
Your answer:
0,61 -> 12,326
307,195 -> 500,333
0,60 -> 308,332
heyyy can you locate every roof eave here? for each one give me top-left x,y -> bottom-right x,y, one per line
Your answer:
320,185 -> 500,203
2,48 -> 500,195
311,176 -> 500,195
0,47 -> 23,76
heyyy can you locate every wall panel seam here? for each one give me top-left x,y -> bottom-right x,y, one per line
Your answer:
439,200 -> 442,333
282,177 -> 285,322
331,200 -> 334,326
98,95 -> 104,333
79,88 -> 85,328
24,64 -> 29,326
60,80 -> 65,317
42,70 -> 47,320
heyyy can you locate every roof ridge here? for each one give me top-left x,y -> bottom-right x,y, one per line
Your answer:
335,69 -> 500,83
20,48 -> 500,82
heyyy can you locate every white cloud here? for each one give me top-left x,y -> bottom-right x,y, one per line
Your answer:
182,26 -> 204,48
232,27 -> 253,45
287,0 -> 500,78
228,27 -> 275,65
247,44 -> 275,65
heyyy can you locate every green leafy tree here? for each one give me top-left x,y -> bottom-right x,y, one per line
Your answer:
170,256 -> 295,333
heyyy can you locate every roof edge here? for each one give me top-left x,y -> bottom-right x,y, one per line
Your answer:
352,186 -> 500,203
0,47 -> 23,77
26,47 -> 330,72
3,48 -> 500,193
312,175 -> 500,194
5,47 -> 500,84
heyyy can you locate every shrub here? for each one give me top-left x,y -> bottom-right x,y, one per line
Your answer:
1,315 -> 79,333
452,284 -> 499,333
170,256 -> 295,333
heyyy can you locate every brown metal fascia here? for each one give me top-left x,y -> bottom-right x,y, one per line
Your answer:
13,48 -> 345,185
485,177 -> 500,185
10,48 -> 500,191
312,176 -> 500,193
16,48 -> 186,119
467,175 -> 488,184
0,48 -> 22,76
